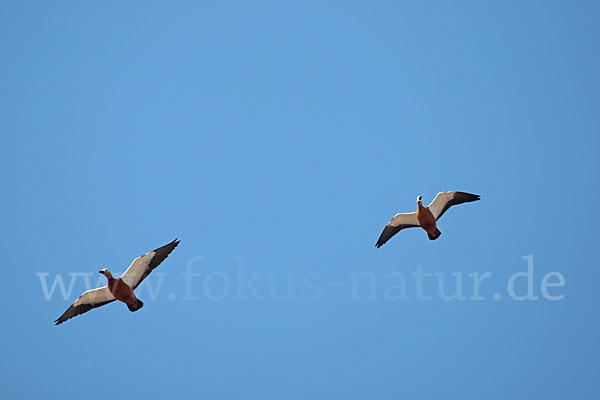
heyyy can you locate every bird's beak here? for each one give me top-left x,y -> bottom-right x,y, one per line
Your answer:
98,270 -> 104,274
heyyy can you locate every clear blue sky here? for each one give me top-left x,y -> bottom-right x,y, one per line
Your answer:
1,1 -> 599,399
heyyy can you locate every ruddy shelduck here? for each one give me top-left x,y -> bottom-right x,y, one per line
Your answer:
376,192 -> 480,248
55,239 -> 180,325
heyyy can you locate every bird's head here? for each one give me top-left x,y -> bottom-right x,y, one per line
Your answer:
417,195 -> 423,205
98,268 -> 113,279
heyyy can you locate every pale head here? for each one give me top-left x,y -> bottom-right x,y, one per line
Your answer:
417,195 -> 423,206
98,268 -> 113,279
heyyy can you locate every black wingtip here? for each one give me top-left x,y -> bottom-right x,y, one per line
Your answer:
456,192 -> 481,202
165,238 -> 181,248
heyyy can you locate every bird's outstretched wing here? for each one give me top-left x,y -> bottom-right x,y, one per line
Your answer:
121,239 -> 180,289
428,191 -> 480,220
375,213 -> 419,248
55,287 -> 115,325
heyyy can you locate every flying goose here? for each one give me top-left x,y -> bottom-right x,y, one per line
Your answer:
55,239 -> 180,325
375,192 -> 480,248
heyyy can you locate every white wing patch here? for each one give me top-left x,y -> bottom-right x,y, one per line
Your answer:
121,251 -> 156,288
73,287 -> 115,307
389,212 -> 419,227
428,191 -> 480,220
428,192 -> 453,220
375,212 -> 420,248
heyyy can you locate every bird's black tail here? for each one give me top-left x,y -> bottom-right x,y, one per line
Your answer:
127,299 -> 144,312
428,228 -> 442,240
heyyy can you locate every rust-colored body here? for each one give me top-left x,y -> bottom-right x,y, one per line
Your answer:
54,239 -> 180,325
108,278 -> 137,306
101,270 -> 140,310
416,200 -> 439,238
374,192 -> 480,248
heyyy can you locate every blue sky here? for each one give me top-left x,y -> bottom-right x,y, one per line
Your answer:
1,1 -> 599,399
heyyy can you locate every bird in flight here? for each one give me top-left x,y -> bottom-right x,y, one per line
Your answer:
55,239 -> 180,325
375,192 -> 480,248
